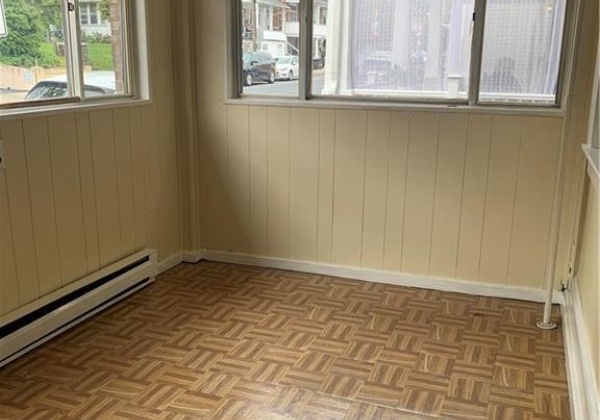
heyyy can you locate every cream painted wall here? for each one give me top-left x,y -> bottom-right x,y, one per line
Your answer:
185,0 -> 587,289
576,180 -> 600,392
0,0 -> 181,316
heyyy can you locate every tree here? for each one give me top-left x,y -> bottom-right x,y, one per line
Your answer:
0,0 -> 45,67
100,0 -> 124,92
29,0 -> 62,33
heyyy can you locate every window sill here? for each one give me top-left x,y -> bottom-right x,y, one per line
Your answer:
225,96 -> 566,117
0,97 -> 152,121
583,144 -> 600,192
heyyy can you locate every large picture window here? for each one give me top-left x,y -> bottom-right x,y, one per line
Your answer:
0,0 -> 136,109
230,0 -> 570,106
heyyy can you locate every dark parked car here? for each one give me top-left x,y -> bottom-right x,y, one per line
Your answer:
243,52 -> 276,86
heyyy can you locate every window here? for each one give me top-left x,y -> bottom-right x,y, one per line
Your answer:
0,0 -> 142,109
80,3 -> 103,26
230,0 -> 570,106
239,0 -> 300,97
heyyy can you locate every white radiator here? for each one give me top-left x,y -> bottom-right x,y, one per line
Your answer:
0,249 -> 157,368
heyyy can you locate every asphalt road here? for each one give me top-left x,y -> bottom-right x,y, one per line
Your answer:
244,74 -> 325,96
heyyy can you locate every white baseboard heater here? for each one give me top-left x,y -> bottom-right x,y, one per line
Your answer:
0,248 -> 157,368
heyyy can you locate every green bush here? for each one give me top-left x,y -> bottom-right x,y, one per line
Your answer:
86,43 -> 113,71
37,43 -> 63,68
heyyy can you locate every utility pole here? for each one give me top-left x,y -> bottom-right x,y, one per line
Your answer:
251,0 -> 258,51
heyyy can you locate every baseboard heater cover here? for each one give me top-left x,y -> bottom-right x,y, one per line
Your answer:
0,249 -> 157,368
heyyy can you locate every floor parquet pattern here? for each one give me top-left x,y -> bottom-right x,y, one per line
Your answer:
0,262 -> 570,419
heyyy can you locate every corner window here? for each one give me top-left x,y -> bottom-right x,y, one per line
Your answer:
230,0 -> 571,107
0,0 -> 142,109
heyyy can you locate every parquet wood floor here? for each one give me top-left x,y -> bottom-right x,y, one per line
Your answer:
0,262 -> 570,419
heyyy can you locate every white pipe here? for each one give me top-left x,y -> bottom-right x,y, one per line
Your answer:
537,0 -> 584,331
538,103 -> 569,330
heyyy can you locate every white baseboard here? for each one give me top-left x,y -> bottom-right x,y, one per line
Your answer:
562,276 -> 600,420
156,251 -> 183,275
182,250 -> 563,305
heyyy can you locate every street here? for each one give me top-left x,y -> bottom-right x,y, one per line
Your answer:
244,73 -> 325,96
0,89 -> 28,105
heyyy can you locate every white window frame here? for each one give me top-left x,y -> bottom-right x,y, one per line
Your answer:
227,0 -> 581,111
0,0 -> 150,114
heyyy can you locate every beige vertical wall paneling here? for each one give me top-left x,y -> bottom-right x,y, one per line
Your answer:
331,110 -> 368,266
576,183 -> 600,391
382,112 -> 410,271
203,102 -> 230,251
289,108 -> 320,262
140,105 -> 160,253
0,171 -> 20,313
478,116 -> 523,284
112,109 -> 137,257
89,110 -> 123,267
316,109 -> 336,263
455,115 -> 493,281
361,111 -> 391,269
227,105 -> 251,253
47,114 -> 88,283
401,113 -> 440,275
75,112 -> 101,273
429,113 -> 469,278
22,118 -> 63,295
267,107 -> 291,258
249,106 -> 269,256
128,107 -> 148,249
2,121 -> 39,306
507,117 -> 563,288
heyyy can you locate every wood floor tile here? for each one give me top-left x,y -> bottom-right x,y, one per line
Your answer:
0,261 -> 571,419
398,387 -> 446,416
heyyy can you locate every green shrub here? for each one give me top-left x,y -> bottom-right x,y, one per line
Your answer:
86,43 -> 113,71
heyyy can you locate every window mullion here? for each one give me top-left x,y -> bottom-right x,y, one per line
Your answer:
468,0 -> 487,106
64,0 -> 85,99
299,0 -> 313,100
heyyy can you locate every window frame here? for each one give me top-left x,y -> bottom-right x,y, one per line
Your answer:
227,0 -> 580,110
0,0 -> 149,114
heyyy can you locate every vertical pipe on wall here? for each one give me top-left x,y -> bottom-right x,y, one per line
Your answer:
537,0 -> 585,330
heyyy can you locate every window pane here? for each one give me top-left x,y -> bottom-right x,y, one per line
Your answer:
479,0 -> 567,104
0,0 -> 71,105
313,0 -> 475,99
241,0 -> 300,97
82,0 -> 128,97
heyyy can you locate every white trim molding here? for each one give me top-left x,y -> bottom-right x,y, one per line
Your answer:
182,250 -> 563,304
562,276 -> 600,420
155,251 -> 184,275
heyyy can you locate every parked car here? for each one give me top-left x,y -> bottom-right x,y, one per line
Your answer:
24,72 -> 116,100
243,52 -> 276,86
275,56 -> 299,81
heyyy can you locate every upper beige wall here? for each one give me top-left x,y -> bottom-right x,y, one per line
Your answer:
576,180 -> 600,393
187,0 -> 583,289
0,0 -> 181,316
